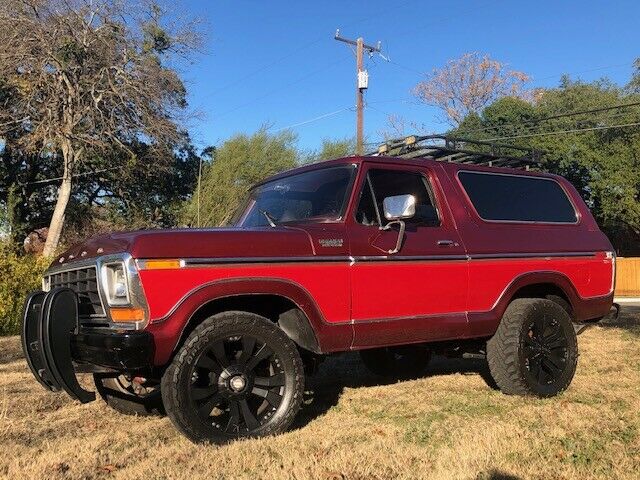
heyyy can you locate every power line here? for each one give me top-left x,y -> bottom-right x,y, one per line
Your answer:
213,57 -> 349,120
366,119 -> 640,150
483,120 -> 640,141
272,107 -> 353,133
456,101 -> 640,137
18,167 -> 120,186
533,62 -> 634,82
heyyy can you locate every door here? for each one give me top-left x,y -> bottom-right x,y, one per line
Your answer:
348,163 -> 469,348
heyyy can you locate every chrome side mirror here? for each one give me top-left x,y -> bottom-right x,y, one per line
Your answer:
381,194 -> 415,254
383,194 -> 416,221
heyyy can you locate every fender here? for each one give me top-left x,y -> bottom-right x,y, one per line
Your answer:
145,277 -> 353,365
467,270 -> 614,337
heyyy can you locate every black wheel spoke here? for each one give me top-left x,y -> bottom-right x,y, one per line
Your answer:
251,386 -> 283,407
547,351 -> 565,370
254,373 -> 285,387
548,337 -> 568,350
238,399 -> 260,430
536,357 -> 547,383
192,385 -> 218,401
533,315 -> 546,338
196,353 -> 221,373
225,400 -> 241,433
544,328 -> 563,343
542,356 -> 562,375
245,344 -> 274,371
237,336 -> 257,366
197,393 -> 223,418
210,340 -> 231,368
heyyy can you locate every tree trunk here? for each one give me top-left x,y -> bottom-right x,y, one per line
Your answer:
42,142 -> 74,257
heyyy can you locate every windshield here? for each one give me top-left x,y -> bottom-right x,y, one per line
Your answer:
232,165 -> 356,227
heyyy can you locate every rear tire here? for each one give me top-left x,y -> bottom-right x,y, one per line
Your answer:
94,374 -> 164,416
360,345 -> 432,378
487,298 -> 578,397
161,311 -> 304,444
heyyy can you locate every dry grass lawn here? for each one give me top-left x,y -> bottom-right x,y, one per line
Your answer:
1,307 -> 639,480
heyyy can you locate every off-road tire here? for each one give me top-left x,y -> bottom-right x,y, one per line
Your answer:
161,311 -> 305,444
487,298 -> 578,397
94,374 -> 164,416
360,345 -> 432,378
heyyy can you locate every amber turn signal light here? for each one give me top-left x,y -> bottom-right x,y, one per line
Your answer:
137,259 -> 183,270
110,307 -> 145,322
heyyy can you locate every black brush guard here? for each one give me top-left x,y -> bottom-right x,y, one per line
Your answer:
21,287 -> 155,404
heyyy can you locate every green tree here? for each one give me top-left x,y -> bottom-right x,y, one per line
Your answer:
185,129 -> 299,227
453,75 -> 640,254
1,133 -> 201,252
305,137 -> 356,163
628,58 -> 640,94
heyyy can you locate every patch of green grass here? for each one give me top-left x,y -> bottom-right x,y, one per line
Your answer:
559,435 -> 609,470
611,398 -> 630,412
437,394 -> 506,418
570,392 -> 607,406
402,411 -> 446,445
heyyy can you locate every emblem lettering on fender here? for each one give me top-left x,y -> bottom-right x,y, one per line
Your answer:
319,238 -> 344,248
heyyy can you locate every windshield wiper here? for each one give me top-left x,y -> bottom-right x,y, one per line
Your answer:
260,210 -> 277,228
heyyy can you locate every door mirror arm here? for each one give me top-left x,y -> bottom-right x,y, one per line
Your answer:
380,219 -> 406,254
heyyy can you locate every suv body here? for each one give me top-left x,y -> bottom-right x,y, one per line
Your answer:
22,155 -> 615,443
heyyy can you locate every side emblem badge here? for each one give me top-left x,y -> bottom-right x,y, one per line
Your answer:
319,238 -> 344,248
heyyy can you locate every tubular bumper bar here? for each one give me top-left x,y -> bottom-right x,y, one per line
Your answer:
21,288 -> 155,404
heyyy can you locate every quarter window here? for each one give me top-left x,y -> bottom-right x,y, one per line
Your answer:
356,169 -> 440,226
458,171 -> 577,223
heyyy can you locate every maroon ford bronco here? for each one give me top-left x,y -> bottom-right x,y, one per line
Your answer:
22,149 -> 615,443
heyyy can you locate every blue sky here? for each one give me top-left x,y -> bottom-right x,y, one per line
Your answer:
182,0 -> 639,152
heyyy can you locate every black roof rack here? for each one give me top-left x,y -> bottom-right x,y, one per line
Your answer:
368,134 -> 543,170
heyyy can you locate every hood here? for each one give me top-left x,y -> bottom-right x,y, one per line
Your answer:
52,227 -> 317,268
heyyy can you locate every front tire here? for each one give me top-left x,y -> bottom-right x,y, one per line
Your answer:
487,298 -> 578,397
161,311 -> 304,444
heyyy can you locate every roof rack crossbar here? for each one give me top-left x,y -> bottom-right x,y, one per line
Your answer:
369,134 -> 542,169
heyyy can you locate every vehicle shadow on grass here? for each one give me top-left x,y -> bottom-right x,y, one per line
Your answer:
599,304 -> 640,337
294,351 -> 497,429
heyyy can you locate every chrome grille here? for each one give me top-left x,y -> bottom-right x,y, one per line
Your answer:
47,266 -> 105,318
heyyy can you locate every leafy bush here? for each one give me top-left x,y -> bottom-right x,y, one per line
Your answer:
0,243 -> 49,335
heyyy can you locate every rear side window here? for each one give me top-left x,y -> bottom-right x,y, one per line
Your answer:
458,171 -> 577,223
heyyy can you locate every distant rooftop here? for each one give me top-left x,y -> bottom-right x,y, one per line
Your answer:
368,135 -> 543,170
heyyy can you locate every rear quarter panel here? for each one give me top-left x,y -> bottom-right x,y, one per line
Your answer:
439,163 -> 614,333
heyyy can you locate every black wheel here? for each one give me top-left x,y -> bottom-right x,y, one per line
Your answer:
487,298 -> 578,397
161,311 -> 304,444
359,345 -> 432,378
94,374 -> 164,416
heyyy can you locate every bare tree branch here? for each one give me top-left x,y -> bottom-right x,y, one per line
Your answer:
0,0 -> 201,255
413,52 -> 531,126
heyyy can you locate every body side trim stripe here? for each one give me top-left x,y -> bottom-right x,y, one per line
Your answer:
174,251 -> 598,267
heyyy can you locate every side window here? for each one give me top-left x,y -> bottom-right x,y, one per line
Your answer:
458,171 -> 577,223
355,169 -> 440,226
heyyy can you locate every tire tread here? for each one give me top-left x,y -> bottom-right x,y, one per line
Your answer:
161,311 -> 304,444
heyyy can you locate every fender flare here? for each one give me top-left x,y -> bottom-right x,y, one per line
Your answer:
468,270 -> 583,337
146,277 -> 352,365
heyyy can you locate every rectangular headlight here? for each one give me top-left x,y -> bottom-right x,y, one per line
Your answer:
102,262 -> 130,305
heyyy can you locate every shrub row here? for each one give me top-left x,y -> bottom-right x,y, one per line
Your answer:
0,243 -> 49,336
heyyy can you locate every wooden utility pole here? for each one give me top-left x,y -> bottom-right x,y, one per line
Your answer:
334,30 -> 381,156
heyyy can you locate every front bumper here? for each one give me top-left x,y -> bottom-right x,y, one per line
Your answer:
21,288 -> 154,404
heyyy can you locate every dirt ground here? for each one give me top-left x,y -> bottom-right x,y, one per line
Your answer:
1,306 -> 639,480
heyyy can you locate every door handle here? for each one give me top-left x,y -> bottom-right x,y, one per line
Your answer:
437,239 -> 457,247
